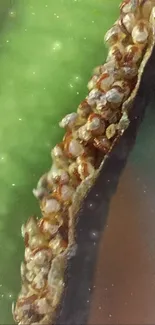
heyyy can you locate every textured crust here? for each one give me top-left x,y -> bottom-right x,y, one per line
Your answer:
123,22 -> 155,111
71,8 -> 155,220
13,2 -> 155,325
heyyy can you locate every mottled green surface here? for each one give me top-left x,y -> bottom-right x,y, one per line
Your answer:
0,0 -> 120,323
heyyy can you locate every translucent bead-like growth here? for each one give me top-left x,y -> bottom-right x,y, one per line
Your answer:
112,80 -> 131,99
96,72 -> 115,91
87,88 -> 102,106
47,166 -> 70,185
121,12 -> 136,33
106,123 -> 117,139
107,43 -> 125,62
124,44 -> 142,62
87,113 -> 106,136
42,198 -> 61,214
106,87 -> 124,107
77,124 -> 92,143
132,20 -> 149,45
120,61 -> 138,79
77,99 -> 92,118
64,135 -> 84,159
104,24 -> 124,46
59,113 -> 78,129
93,136 -> 111,153
120,0 -> 138,15
51,143 -> 69,169
87,75 -> 98,90
77,156 -> 95,180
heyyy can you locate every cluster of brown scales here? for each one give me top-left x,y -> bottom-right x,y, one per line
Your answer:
13,1 -> 155,324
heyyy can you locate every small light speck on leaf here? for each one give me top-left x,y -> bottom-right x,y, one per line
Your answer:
9,11 -> 16,18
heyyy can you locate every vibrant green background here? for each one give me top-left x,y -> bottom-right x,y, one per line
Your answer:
0,0 -> 120,323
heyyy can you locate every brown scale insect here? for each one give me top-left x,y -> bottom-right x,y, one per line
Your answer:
107,43 -> 125,63
120,0 -> 139,15
122,12 -> 136,33
86,113 -> 106,136
96,93 -> 108,112
106,123 -> 117,140
41,196 -> 61,216
120,61 -> 138,79
59,112 -> 78,129
124,44 -> 142,63
132,19 -> 149,45
107,109 -> 121,124
94,60 -> 119,78
55,183 -> 74,203
32,246 -> 52,268
106,85 -> 124,109
96,72 -> 115,92
100,107 -> 115,121
77,99 -> 92,118
49,233 -> 68,256
76,124 -> 92,144
93,136 -> 111,153
87,75 -> 98,91
104,24 -> 125,46
76,155 -> 95,180
93,65 -> 106,76
112,80 -> 131,100
63,133 -> 85,159
87,88 -> 102,107
13,295 -> 38,323
39,215 -> 63,239
51,142 -> 69,169
68,161 -> 81,184
47,166 -> 70,186
22,216 -> 49,250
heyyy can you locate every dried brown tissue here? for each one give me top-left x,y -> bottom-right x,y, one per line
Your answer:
13,1 -> 155,324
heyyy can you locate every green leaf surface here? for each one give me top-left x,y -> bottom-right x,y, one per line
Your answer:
0,0 -> 120,323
